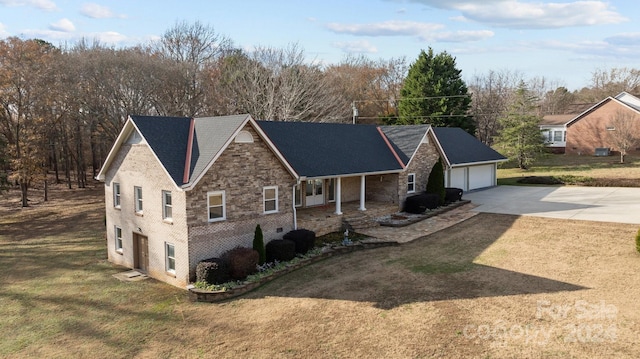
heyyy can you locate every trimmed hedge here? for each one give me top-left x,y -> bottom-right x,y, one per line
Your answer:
266,239 -> 296,262
426,158 -> 446,205
636,228 -> 640,253
223,247 -> 259,280
444,187 -> 463,203
195,258 -> 230,285
283,229 -> 316,254
404,193 -> 440,214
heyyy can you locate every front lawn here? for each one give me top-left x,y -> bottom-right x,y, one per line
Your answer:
498,153 -> 640,187
2,181 -> 640,357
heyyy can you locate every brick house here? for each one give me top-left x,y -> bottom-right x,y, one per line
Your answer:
540,92 -> 640,155
97,114 -> 504,288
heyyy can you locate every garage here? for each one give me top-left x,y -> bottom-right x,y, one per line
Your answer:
433,127 -> 507,192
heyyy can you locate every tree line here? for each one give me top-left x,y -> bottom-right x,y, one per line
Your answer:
1,20 -> 639,205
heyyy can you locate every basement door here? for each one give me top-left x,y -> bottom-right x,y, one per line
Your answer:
133,234 -> 149,273
305,179 -> 324,206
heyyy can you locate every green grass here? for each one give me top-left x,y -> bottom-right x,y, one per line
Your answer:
498,153 -> 640,187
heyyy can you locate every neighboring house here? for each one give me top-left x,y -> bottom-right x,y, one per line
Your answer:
97,114 -> 504,288
540,92 -> 640,155
432,127 -> 507,192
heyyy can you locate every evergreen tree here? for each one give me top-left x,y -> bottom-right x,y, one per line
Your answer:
425,158 -> 445,205
494,81 -> 546,169
253,224 -> 266,265
393,48 -> 474,134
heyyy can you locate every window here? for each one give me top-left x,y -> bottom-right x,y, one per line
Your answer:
207,191 -> 226,221
165,242 -> 175,274
553,131 -> 563,142
294,184 -> 302,207
113,183 -> 121,208
134,186 -> 143,213
162,190 -> 172,220
263,186 -> 278,214
115,226 -> 123,253
234,130 -> 254,143
328,178 -> 336,202
407,173 -> 416,193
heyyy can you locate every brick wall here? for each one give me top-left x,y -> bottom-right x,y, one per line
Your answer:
104,142 -> 190,288
566,100 -> 640,155
185,123 -> 296,279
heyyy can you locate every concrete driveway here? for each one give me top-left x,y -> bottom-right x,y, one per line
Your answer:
463,185 -> 640,224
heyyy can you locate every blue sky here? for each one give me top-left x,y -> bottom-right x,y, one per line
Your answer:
0,0 -> 637,90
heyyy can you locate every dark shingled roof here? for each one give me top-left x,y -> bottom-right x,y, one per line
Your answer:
379,125 -> 430,165
130,115 -> 191,185
432,127 -> 506,165
257,121 -> 403,177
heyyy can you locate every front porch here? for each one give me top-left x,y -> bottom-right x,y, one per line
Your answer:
296,201 -> 399,237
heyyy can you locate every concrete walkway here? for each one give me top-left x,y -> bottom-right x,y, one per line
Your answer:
464,185 -> 640,224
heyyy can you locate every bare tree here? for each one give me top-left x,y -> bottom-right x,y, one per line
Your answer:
468,69 -> 523,145
607,109 -> 639,163
154,21 -> 232,117
219,44 -> 347,122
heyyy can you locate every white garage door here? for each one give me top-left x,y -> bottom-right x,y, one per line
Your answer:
468,164 -> 494,190
448,167 -> 467,190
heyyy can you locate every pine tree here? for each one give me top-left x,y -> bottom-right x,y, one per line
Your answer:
253,224 -> 266,265
393,48 -> 474,134
426,158 -> 445,205
494,81 -> 546,169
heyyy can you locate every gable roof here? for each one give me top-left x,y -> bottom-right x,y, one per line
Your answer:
565,92 -> 640,127
378,125 -> 431,166
97,114 -> 296,190
131,115 -> 192,185
431,127 -> 507,167
256,121 -> 405,178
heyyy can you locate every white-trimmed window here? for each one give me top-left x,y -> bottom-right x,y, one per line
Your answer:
207,191 -> 226,222
407,173 -> 416,193
263,186 -> 278,214
165,242 -> 176,274
115,226 -> 123,253
162,190 -> 172,220
294,184 -> 302,207
113,182 -> 121,208
134,186 -> 143,213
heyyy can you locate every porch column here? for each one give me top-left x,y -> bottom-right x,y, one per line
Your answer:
335,177 -> 342,215
359,175 -> 366,211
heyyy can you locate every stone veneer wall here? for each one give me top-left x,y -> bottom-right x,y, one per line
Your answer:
397,136 -> 440,210
566,100 -> 640,155
185,123 -> 297,280
104,143 -> 190,288
367,173 -> 400,206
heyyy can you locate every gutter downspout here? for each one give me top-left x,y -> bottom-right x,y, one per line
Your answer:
292,181 -> 299,230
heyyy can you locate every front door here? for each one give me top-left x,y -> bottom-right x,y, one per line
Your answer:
305,179 -> 324,206
133,234 -> 149,272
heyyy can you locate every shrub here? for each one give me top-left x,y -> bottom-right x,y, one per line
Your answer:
195,258 -> 230,284
253,224 -> 266,265
426,158 -> 446,205
404,193 -> 440,214
283,229 -> 316,254
266,239 -> 296,262
636,229 -> 640,254
444,188 -> 463,203
223,247 -> 259,280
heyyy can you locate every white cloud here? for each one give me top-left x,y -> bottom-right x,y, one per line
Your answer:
49,18 -> 75,32
332,40 -> 378,53
326,20 -> 443,37
0,0 -> 57,11
21,28 -> 128,44
326,20 -> 491,43
430,30 -> 494,42
605,33 -> 640,46
80,3 -> 125,19
409,0 -> 628,29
